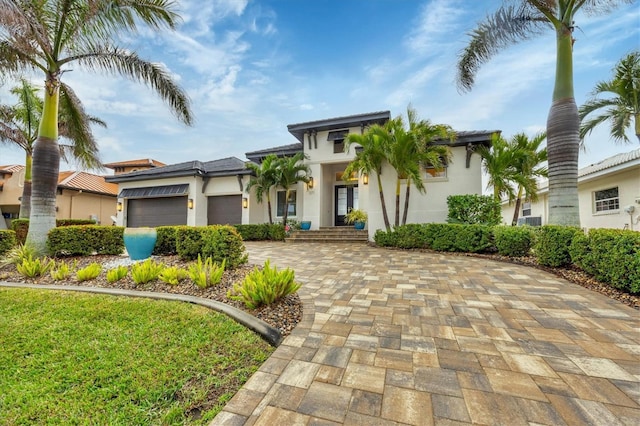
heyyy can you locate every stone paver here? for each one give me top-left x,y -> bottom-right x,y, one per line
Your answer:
211,242 -> 640,425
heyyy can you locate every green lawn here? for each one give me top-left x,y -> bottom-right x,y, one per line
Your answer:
0,288 -> 273,425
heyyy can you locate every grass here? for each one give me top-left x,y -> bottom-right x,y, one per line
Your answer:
0,288 -> 274,425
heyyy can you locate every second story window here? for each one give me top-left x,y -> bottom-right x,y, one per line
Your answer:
328,130 -> 349,154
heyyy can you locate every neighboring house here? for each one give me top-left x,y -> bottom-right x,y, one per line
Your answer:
108,111 -> 496,239
501,148 -> 640,230
105,157 -> 253,228
104,158 -> 166,175
0,165 -> 118,229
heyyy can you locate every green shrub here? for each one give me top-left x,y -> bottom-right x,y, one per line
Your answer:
47,226 -> 124,256
16,255 -> 53,278
11,219 -> 97,245
106,265 -> 128,283
233,223 -> 287,241
50,260 -> 75,281
158,266 -> 189,286
423,223 -> 458,251
131,259 -> 165,285
153,226 -> 179,255
267,224 -> 286,241
228,260 -> 301,309
374,229 -> 398,247
571,229 -> 640,293
534,225 -> 581,267
0,230 -> 16,255
201,225 -> 248,269
392,224 -> 427,249
175,226 -> 207,261
76,263 -> 102,282
454,224 -> 493,253
188,255 -> 225,288
493,226 -> 536,257
447,194 -> 501,226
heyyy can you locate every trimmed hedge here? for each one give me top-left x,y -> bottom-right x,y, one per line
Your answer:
234,224 -> 286,241
493,226 -> 536,257
0,229 -> 16,255
374,223 -> 493,253
176,225 -> 248,269
534,225 -> 581,267
570,229 -> 640,293
47,226 -> 124,256
153,226 -> 179,255
11,218 -> 97,245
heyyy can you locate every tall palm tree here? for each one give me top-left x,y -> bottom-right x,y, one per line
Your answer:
246,154 -> 279,225
457,1 -> 630,227
0,78 -> 105,218
509,133 -> 548,226
383,107 -> 454,226
0,0 -> 193,254
579,50 -> 640,144
344,126 -> 392,231
273,152 -> 311,226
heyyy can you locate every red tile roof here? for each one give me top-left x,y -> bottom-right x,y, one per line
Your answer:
57,171 -> 118,196
103,158 -> 166,169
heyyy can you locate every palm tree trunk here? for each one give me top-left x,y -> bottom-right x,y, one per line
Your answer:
634,112 -> 639,142
394,178 -> 401,227
19,153 -> 33,219
266,195 -> 273,225
282,189 -> 289,226
511,186 -> 523,226
376,173 -> 391,231
402,178 -> 411,226
26,73 -> 60,255
547,27 -> 580,226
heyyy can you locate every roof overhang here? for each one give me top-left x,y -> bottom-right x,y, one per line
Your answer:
118,184 -> 189,199
287,111 -> 391,143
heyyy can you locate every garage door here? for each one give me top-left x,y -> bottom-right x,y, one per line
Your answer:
208,195 -> 241,225
127,197 -> 188,227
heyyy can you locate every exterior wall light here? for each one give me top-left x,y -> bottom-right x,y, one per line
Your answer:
188,198 -> 194,209
363,174 -> 369,185
307,177 -> 314,190
242,197 -> 248,208
117,201 -> 123,212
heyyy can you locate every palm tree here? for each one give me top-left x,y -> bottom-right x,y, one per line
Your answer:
477,133 -> 520,204
246,154 -> 279,224
0,0 -> 193,254
509,133 -> 548,226
382,107 -> 454,226
579,50 -> 640,144
0,78 -> 105,218
457,1 -> 630,227
273,152 -> 311,226
344,126 -> 392,231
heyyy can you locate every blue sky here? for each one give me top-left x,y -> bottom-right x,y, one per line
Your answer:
1,0 -> 638,175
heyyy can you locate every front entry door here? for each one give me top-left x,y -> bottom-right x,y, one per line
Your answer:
335,185 -> 358,226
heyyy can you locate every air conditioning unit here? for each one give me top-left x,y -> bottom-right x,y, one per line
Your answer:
517,216 -> 542,226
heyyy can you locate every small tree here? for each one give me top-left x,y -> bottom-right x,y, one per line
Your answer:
246,154 -> 279,224
273,153 -> 311,226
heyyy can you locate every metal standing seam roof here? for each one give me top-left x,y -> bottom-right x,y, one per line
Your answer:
103,158 -> 166,169
118,184 -> 189,198
0,164 -> 25,175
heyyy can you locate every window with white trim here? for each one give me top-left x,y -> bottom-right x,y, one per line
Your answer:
276,190 -> 296,216
594,187 -> 619,212
522,202 -> 531,217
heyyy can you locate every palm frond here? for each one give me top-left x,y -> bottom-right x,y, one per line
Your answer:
457,4 -> 549,92
58,82 -> 103,170
68,45 -> 192,125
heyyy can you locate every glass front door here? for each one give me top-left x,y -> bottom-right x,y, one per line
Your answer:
335,185 -> 358,226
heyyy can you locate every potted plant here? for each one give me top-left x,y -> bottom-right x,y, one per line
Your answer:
345,209 -> 367,230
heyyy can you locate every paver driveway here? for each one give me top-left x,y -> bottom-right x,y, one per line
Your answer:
212,242 -> 639,426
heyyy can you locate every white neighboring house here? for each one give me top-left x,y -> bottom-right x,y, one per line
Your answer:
107,111 -> 497,239
501,148 -> 640,230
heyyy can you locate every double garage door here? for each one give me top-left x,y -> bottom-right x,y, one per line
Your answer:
126,195 -> 241,227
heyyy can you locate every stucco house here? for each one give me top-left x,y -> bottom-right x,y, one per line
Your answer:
107,111 -> 496,239
501,147 -> 640,230
0,165 -> 118,229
